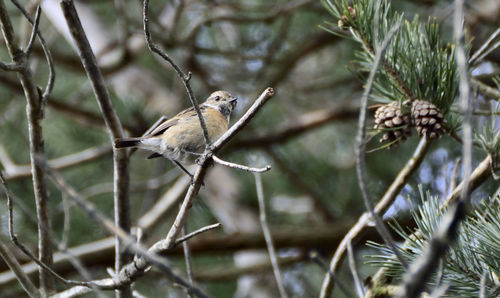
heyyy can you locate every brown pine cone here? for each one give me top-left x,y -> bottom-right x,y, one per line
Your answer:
374,102 -> 412,147
411,100 -> 446,138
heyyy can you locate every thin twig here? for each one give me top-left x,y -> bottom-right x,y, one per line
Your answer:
44,164 -> 208,298
254,171 -> 288,298
0,172 -> 101,289
60,193 -> 71,250
142,0 -> 210,145
25,5 -> 41,57
173,223 -> 222,248
11,0 -> 55,103
59,2 -> 131,297
309,252 -> 353,298
398,201 -> 466,298
212,155 -> 271,173
0,0 -> 53,292
469,28 -> 500,65
449,158 -> 461,195
353,19 -> 407,266
0,239 -> 40,298
182,226 -> 194,298
0,61 -> 23,71
2,144 -> 112,180
346,240 -> 363,298
471,78 -> 500,101
321,137 -> 430,297
368,154 -> 493,294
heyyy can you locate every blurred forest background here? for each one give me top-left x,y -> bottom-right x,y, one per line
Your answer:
0,0 -> 499,297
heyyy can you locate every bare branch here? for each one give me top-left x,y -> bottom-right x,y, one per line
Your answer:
254,171 -> 288,298
44,164 -> 208,297
11,0 -> 55,103
0,0 -> 53,292
59,2 -> 130,295
0,239 -> 40,298
347,241 -> 363,298
212,155 -> 271,173
471,78 -> 500,100
470,28 -> 500,65
0,172 -> 104,289
321,137 -> 430,297
142,0 -> 210,145
0,61 -> 23,71
173,223 -> 222,248
368,154 -> 493,295
25,5 -> 42,57
182,227 -> 194,298
1,89 -> 274,294
309,251 -> 353,298
345,19 -> 407,298
1,144 -> 112,180
397,201 -> 466,298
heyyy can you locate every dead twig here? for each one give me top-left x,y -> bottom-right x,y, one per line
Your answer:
59,2 -> 131,296
212,155 -> 271,173
0,0 -> 53,292
254,171 -> 288,298
182,226 -> 194,298
143,0 -> 210,145
347,240 -> 363,298
0,239 -> 40,298
173,223 -> 222,248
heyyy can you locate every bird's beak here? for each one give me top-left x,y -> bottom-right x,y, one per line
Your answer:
229,97 -> 238,107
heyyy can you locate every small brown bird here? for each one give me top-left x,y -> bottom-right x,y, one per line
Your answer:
114,91 -> 237,179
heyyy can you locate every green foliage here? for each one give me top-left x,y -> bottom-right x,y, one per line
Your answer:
322,0 -> 459,113
476,124 -> 500,165
367,188 -> 500,297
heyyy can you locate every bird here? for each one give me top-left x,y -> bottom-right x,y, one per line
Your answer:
114,91 -> 237,181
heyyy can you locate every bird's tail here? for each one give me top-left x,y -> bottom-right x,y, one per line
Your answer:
114,138 -> 141,149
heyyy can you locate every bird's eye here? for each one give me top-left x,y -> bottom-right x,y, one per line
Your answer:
215,96 -> 220,101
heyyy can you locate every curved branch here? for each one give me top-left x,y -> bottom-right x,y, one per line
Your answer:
320,137 -> 430,298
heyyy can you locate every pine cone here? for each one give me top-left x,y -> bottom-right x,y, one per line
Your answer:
374,102 -> 411,146
411,100 -> 446,138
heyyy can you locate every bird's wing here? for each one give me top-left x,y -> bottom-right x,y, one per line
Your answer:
144,117 -> 179,137
144,105 -> 207,137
